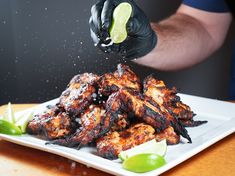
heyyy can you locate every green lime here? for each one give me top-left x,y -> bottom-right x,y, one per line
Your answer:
0,119 -> 22,135
119,139 -> 167,161
15,110 -> 34,133
109,2 -> 132,43
123,153 -> 166,173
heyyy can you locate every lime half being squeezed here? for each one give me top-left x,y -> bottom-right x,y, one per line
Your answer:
109,2 -> 132,43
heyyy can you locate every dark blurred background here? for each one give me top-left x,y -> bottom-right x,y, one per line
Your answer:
0,0 -> 234,105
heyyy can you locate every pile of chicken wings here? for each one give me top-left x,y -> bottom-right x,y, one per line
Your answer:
27,64 -> 207,159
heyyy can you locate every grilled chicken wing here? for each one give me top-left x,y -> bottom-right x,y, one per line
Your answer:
50,105 -> 105,147
96,123 -> 155,159
104,88 -> 191,143
50,104 -> 130,148
27,106 -> 74,140
98,64 -> 141,96
97,123 -> 181,159
59,73 -> 100,116
143,75 -> 207,127
26,64 -> 208,159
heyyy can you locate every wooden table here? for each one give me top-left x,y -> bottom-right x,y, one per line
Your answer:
0,104 -> 234,176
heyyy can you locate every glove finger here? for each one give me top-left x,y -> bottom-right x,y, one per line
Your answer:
90,28 -> 100,45
89,17 -> 99,36
90,17 -> 111,47
101,0 -> 116,31
90,15 -> 112,45
126,0 -> 151,35
91,0 -> 105,34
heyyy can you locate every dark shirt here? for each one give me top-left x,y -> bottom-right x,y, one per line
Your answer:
183,0 -> 229,12
183,0 -> 235,100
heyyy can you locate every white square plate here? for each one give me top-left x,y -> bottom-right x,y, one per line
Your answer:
0,94 -> 235,176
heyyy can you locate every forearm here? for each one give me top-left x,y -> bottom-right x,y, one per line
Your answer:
134,14 -> 216,71
134,6 -> 232,71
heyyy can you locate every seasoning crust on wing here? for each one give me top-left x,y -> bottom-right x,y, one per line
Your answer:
59,73 -> 100,116
27,106 -> 74,140
143,75 -> 207,127
103,88 -> 191,143
96,123 -> 155,159
49,105 -> 105,147
98,64 -> 141,96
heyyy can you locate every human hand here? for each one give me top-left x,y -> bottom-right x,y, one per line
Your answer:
89,0 -> 157,59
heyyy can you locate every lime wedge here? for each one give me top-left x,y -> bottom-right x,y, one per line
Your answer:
0,119 -> 22,135
123,153 -> 166,173
119,139 -> 167,161
2,102 -> 15,123
109,2 -> 132,43
15,110 -> 34,133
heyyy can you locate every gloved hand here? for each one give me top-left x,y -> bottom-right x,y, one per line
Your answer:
89,0 -> 157,60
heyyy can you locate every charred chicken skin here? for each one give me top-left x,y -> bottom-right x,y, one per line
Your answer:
98,64 -> 141,96
49,104 -> 129,148
59,73 -> 100,116
26,106 -> 74,140
103,88 -> 191,143
97,124 -> 180,159
96,123 -> 155,159
143,75 -> 207,127
49,105 -> 105,147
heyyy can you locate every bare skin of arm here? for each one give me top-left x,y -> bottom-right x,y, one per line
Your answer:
134,5 -> 232,71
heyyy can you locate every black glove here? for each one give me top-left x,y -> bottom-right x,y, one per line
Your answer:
89,0 -> 157,60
